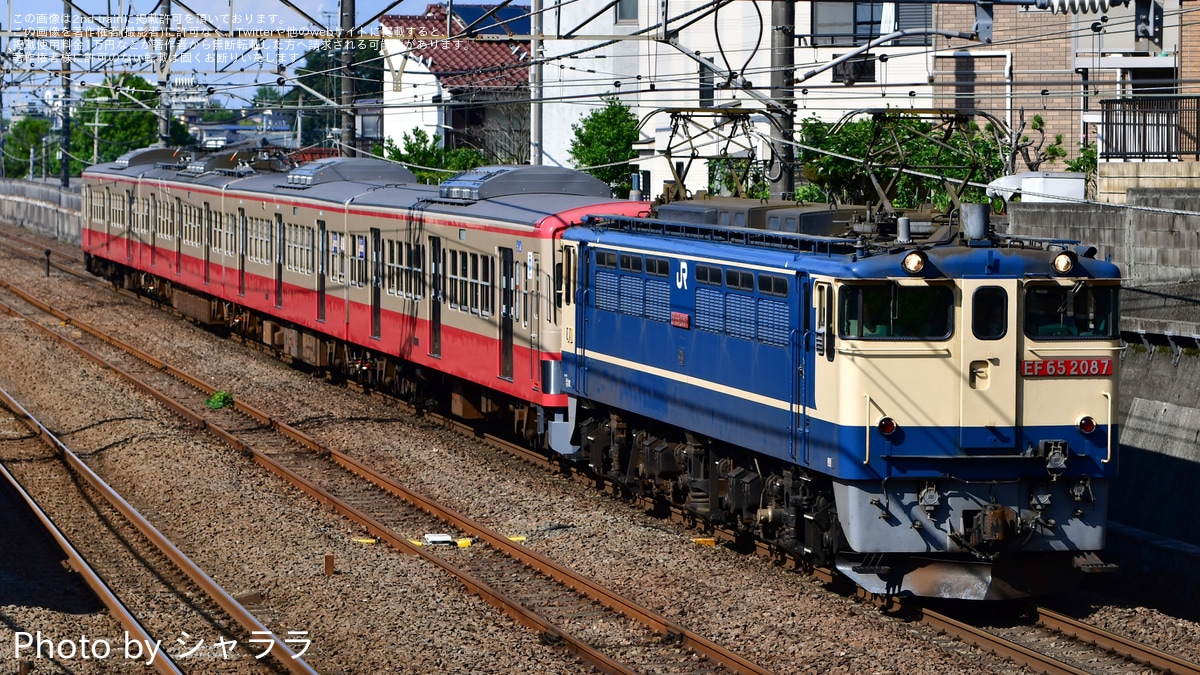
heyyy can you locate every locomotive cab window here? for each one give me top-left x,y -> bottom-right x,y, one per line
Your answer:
972,287 -> 1007,340
840,282 -> 953,340
1024,283 -> 1117,340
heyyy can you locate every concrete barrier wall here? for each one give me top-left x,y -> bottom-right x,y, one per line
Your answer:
1110,397 -> 1200,545
0,180 -> 81,245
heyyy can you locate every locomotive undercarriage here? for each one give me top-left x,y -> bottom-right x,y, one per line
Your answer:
574,406 -> 843,567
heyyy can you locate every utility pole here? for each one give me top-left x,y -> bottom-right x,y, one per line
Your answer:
61,0 -> 71,188
768,0 -> 795,199
340,0 -> 356,157
157,0 -> 172,145
85,107 -> 109,165
530,0 -> 542,165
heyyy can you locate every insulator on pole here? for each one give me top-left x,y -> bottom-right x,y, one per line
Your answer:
1038,0 -> 1119,14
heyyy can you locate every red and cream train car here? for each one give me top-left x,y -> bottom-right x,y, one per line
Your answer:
82,146 -> 648,447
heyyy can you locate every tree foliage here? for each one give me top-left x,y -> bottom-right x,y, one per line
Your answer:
796,113 -> 1006,211
281,41 -> 383,147
66,74 -> 191,174
2,116 -> 52,179
569,98 -> 639,198
381,128 -> 485,184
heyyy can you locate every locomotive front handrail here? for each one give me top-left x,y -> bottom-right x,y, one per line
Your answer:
864,393 -> 875,465
839,347 -> 952,356
1102,391 -> 1113,464
1027,345 -> 1126,354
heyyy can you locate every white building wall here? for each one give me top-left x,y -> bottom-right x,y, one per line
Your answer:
540,0 -> 938,197
381,30 -> 444,151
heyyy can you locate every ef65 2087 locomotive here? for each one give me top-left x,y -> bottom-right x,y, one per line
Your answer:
82,146 -> 1120,600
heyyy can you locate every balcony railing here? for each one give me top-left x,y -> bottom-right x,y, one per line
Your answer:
1101,97 -> 1200,161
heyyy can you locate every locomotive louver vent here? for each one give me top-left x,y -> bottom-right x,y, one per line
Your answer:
438,166 -> 613,202
286,157 -> 417,187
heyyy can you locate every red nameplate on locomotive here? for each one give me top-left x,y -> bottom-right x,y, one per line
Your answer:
1021,358 -> 1113,377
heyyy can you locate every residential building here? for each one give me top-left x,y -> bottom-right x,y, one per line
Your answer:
381,4 -> 531,163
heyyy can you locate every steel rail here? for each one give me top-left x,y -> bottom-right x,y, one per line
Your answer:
917,608 -> 1093,675
0,281 -> 773,675
0,296 -> 319,675
0,436 -> 186,675
1036,606 -> 1200,675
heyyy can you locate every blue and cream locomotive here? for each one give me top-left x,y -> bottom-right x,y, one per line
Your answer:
558,201 -> 1120,599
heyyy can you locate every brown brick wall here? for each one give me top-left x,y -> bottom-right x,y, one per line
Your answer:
1184,0 -> 1200,96
934,5 -> 1084,164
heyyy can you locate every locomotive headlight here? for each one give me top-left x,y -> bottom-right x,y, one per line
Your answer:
1052,251 -> 1076,274
1077,416 -> 1097,434
901,251 -> 927,275
877,417 -> 898,436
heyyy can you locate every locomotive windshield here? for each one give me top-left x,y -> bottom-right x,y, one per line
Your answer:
1023,283 -> 1118,340
840,283 -> 953,340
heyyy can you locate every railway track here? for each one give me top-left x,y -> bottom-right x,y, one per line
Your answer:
0,387 -> 313,674
5,224 -> 1200,675
0,272 -> 774,674
914,602 -> 1200,675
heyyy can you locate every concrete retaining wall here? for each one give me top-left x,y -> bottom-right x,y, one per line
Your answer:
0,180 -> 81,245
1110,397 -> 1200,544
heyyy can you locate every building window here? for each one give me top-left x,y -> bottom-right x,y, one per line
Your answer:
699,57 -> 715,107
616,0 -> 636,23
832,56 -> 877,84
812,1 -> 882,47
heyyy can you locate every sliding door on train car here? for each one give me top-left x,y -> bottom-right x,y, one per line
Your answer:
959,278 -> 1018,449
274,214 -> 284,308
429,236 -> 442,358
203,203 -> 212,285
370,227 -> 381,339
317,220 -> 327,322
499,247 -> 515,380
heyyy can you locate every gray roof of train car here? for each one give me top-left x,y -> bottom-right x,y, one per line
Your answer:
86,160 -> 629,228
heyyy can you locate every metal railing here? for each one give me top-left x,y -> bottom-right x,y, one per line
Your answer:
1101,97 -> 1200,161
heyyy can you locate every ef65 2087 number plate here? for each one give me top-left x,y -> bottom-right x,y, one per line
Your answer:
1021,358 -> 1113,377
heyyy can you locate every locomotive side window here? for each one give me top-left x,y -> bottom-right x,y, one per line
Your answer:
759,274 -> 788,298
972,287 -> 1007,340
596,250 -> 617,269
726,269 -> 753,291
696,265 -> 722,286
840,283 -> 953,340
645,257 -> 669,277
1024,283 -> 1117,340
620,253 -> 643,273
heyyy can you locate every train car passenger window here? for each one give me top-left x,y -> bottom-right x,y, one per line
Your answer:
554,262 -> 564,308
482,257 -> 493,317
840,283 -> 953,340
972,287 -> 1007,340
459,252 -> 469,311
758,274 -> 789,297
697,265 -> 722,286
470,253 -> 480,314
620,254 -> 643,273
1024,283 -> 1117,340
448,250 -> 459,308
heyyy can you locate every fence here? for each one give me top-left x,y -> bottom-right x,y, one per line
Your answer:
0,179 -> 82,244
1101,97 -> 1200,161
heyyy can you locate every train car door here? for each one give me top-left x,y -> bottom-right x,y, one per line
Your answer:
370,227 -> 382,339
238,208 -> 247,296
174,198 -> 182,274
429,235 -> 442,358
317,220 -> 327,322
274,214 -> 284,308
149,197 -> 159,267
792,275 -> 810,463
499,247 -> 515,380
203,203 -> 212,285
959,278 -> 1018,448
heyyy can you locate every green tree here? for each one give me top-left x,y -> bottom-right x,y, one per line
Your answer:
2,116 -> 52,179
281,41 -> 383,147
381,128 -> 485,184
569,98 -> 639,198
67,74 -> 191,174
796,113 -> 1006,211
